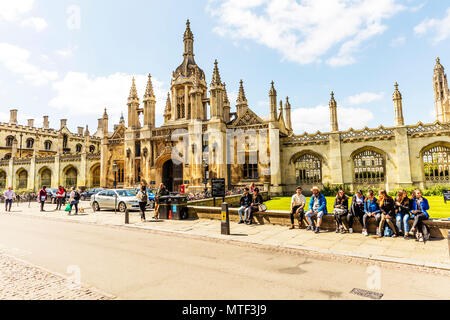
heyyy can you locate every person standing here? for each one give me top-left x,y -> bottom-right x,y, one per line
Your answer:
68,187 -> 80,215
378,190 -> 399,237
4,187 -> 15,212
38,186 -> 47,212
305,186 -> 328,233
333,190 -> 349,233
290,186 -> 306,229
55,186 -> 66,211
238,187 -> 252,224
347,190 -> 365,234
395,190 -> 411,239
362,190 -> 381,236
154,183 -> 169,219
137,185 -> 148,222
249,183 -> 256,193
246,188 -> 263,225
410,189 -> 430,242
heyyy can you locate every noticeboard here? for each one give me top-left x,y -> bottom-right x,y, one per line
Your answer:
444,190 -> 450,203
211,178 -> 226,198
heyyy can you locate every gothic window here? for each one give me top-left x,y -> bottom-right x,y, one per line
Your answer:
0,170 -> 6,189
4,154 -> 11,160
75,144 -> 82,153
176,96 -> 185,119
89,145 -> 95,153
65,167 -> 78,188
243,162 -> 258,180
423,145 -> 450,183
6,136 -> 14,147
135,142 -> 141,157
63,135 -> 68,149
40,168 -> 52,187
91,166 -> 100,187
353,149 -> 385,184
16,169 -> 28,189
44,141 -> 52,151
26,138 -> 34,149
295,153 -> 322,185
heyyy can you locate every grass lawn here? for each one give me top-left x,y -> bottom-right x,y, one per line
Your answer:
265,196 -> 450,219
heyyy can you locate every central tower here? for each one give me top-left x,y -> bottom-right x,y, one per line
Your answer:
166,20 -> 208,125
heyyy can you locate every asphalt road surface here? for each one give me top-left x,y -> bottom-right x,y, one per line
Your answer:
0,214 -> 449,300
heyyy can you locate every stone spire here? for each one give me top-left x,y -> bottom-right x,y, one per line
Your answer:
269,81 -> 277,121
120,112 -> 125,125
433,57 -> 450,123
393,82 -> 404,126
329,91 -> 338,132
236,80 -> 248,117
128,77 -> 139,102
127,77 -> 140,128
211,59 -> 222,86
144,74 -> 155,98
102,108 -> 109,135
164,92 -> 172,123
285,97 -> 293,132
223,83 -> 231,123
183,19 -> 194,57
279,100 -> 284,119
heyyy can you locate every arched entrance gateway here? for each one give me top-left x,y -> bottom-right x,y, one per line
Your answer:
162,159 -> 183,192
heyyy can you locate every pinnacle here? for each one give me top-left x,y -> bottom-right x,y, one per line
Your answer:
269,81 -> 277,96
145,74 -> 154,97
211,59 -> 222,85
128,77 -> 138,100
223,83 -> 229,103
237,79 -> 247,103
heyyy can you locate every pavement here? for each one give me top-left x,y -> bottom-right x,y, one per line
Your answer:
3,201 -> 450,271
1,211 -> 450,300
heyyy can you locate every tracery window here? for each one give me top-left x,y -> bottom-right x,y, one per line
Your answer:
353,150 -> 385,184
423,145 -> 450,183
6,136 -> 14,147
295,153 -> 322,185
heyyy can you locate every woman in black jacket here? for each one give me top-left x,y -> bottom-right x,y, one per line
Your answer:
378,190 -> 399,237
347,190 -> 365,234
333,190 -> 349,233
246,188 -> 264,225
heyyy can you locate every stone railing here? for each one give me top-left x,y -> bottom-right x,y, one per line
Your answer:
13,159 -> 31,166
35,157 -> 55,164
187,206 -> 450,239
407,121 -> 450,137
87,153 -> 101,160
284,131 -> 329,146
340,126 -> 394,142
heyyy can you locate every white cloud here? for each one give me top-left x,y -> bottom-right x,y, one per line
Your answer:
207,0 -> 405,66
290,104 -> 374,133
20,17 -> 48,32
414,8 -> 450,44
390,35 -> 406,47
0,43 -> 58,86
348,92 -> 384,105
0,0 -> 34,22
49,72 -> 168,128
55,46 -> 78,58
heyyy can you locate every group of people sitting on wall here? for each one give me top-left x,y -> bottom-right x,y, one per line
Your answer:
238,185 -> 431,242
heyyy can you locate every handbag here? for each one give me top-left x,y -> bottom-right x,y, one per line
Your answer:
65,203 -> 72,212
258,204 -> 267,212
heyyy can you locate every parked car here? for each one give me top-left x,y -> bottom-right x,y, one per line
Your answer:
90,189 -> 139,213
81,188 -> 104,201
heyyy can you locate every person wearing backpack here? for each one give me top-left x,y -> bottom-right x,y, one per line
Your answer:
68,187 -> 80,215
137,185 -> 148,222
409,189 -> 430,242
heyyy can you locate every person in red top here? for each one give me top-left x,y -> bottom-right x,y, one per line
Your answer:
38,186 -> 47,212
55,185 -> 66,211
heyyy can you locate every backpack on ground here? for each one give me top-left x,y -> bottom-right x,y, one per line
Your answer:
384,225 -> 394,237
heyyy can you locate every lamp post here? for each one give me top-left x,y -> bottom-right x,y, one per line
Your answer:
202,160 -> 209,196
112,161 -> 118,214
19,133 -> 23,158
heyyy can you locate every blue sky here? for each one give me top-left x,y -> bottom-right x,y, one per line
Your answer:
0,0 -> 449,134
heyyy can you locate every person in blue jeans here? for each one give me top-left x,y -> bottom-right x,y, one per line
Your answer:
238,187 -> 252,224
394,190 -> 411,239
362,190 -> 381,236
305,186 -> 327,233
409,189 -> 430,242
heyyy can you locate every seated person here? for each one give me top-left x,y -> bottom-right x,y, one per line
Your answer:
238,187 -> 252,224
305,186 -> 328,233
333,190 -> 349,233
409,189 -> 430,242
362,190 -> 381,237
290,186 -> 306,230
394,190 -> 411,239
378,190 -> 399,238
246,188 -> 264,225
347,190 -> 365,234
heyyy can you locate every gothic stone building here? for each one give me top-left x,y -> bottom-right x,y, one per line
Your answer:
1,21 -> 449,194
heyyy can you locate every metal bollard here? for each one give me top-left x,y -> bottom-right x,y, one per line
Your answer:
125,208 -> 129,224
221,202 -> 230,235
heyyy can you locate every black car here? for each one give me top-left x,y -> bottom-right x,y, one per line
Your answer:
81,188 -> 104,201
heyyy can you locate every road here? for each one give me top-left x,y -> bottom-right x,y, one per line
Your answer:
0,213 -> 449,300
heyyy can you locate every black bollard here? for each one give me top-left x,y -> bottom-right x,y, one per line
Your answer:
221,202 -> 230,235
125,208 -> 129,224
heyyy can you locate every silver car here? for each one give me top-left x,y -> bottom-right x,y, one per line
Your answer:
90,189 -> 140,212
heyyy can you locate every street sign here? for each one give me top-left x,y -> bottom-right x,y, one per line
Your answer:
444,190 -> 450,203
212,178 -> 226,197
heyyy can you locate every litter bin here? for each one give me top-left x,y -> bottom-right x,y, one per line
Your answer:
170,195 -> 188,220
157,196 -> 172,219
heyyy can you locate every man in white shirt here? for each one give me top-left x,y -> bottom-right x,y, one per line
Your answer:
290,186 -> 306,229
4,187 -> 15,212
